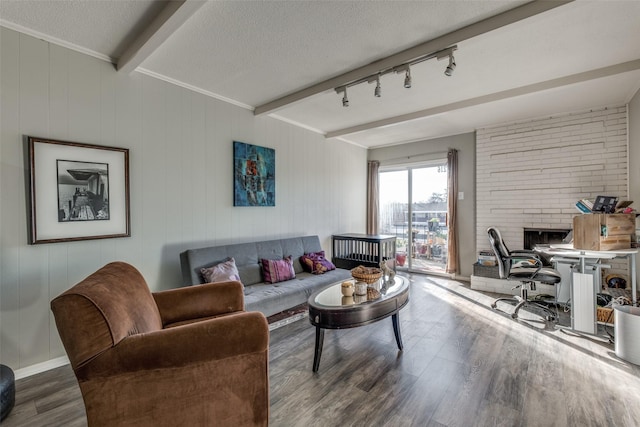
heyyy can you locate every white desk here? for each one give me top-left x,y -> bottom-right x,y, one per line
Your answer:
537,244 -> 638,335
543,244 -> 638,305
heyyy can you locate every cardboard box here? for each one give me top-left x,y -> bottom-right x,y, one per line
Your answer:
573,214 -> 635,251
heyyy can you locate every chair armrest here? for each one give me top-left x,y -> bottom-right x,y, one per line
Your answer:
76,311 -> 268,379
153,281 -> 244,326
510,249 -> 541,258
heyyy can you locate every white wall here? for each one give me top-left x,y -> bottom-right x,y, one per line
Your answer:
0,28 -> 367,371
629,89 -> 640,289
630,90 -> 640,217
476,106 -> 629,253
367,132 -> 476,279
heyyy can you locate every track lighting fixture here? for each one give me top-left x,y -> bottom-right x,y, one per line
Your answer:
335,86 -> 349,107
445,54 -> 456,76
333,45 -> 457,106
404,67 -> 412,88
367,74 -> 382,97
393,65 -> 412,89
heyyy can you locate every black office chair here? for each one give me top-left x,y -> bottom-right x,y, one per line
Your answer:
487,227 -> 562,320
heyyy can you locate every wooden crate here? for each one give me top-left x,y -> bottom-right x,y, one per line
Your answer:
573,213 -> 635,251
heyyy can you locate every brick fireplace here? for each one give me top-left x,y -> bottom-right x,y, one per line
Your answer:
475,105 -> 628,260
473,105 -> 629,295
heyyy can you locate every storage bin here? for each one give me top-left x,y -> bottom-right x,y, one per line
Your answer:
614,305 -> 640,364
573,214 -> 634,251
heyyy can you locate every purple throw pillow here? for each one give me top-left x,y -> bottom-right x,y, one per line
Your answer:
200,257 -> 242,285
300,251 -> 336,275
261,256 -> 296,284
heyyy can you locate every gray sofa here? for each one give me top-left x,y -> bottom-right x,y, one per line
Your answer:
180,235 -> 352,317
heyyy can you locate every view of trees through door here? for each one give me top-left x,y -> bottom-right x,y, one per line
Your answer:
379,161 -> 448,274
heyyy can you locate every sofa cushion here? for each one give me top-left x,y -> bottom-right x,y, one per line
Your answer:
261,256 -> 296,284
200,258 -> 241,284
300,251 -> 336,275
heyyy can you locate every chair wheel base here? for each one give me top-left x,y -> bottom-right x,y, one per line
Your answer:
491,302 -> 497,309
511,312 -> 519,319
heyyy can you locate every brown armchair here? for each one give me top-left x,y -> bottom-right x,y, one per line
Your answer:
51,261 -> 269,427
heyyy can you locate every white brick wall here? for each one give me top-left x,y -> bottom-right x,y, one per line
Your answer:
476,106 -> 628,254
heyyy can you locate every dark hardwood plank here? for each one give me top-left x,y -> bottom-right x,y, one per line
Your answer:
4,274 -> 640,427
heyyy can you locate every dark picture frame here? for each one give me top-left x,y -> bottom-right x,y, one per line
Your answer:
233,141 -> 275,206
27,136 -> 130,244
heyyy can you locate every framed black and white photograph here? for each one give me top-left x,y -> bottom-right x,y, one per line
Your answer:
27,136 -> 130,244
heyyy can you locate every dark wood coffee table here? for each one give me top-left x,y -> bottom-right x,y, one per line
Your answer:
308,275 -> 409,372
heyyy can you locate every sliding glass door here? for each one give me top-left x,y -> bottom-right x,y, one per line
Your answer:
379,161 -> 448,274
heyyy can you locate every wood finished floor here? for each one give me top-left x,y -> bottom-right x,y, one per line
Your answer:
4,274 -> 640,427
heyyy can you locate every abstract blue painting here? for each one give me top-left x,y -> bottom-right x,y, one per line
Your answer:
233,141 -> 275,206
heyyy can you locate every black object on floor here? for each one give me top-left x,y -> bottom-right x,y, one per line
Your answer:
0,364 -> 15,421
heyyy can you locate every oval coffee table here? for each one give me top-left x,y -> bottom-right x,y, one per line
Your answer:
308,275 -> 409,372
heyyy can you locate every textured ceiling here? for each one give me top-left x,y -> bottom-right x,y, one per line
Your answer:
1,0 -> 639,148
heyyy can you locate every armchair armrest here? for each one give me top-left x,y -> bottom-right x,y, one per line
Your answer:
153,281 -> 244,326
76,311 -> 268,379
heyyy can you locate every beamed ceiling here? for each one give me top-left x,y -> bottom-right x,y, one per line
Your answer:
1,0 -> 639,148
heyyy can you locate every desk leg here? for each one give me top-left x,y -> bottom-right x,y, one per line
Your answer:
632,254 -> 637,306
312,327 -> 324,372
392,313 -> 403,351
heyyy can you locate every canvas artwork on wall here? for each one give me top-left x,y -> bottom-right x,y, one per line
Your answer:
233,141 -> 275,206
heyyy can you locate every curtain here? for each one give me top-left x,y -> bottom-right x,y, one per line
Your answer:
446,149 -> 458,274
366,161 -> 380,235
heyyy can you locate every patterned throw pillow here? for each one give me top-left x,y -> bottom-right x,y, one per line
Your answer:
261,256 -> 296,284
300,251 -> 336,275
201,257 -> 242,285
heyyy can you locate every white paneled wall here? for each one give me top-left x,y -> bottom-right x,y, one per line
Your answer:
476,106 -> 628,253
0,28 -> 367,371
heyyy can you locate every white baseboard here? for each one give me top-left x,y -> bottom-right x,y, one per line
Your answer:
13,355 -> 70,380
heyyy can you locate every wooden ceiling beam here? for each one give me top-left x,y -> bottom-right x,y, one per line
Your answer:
117,0 -> 205,74
254,0 -> 573,116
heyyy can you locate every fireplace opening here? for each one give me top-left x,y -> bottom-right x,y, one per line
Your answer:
524,228 -> 571,265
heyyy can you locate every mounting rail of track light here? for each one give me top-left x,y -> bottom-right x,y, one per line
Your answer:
335,45 -> 457,107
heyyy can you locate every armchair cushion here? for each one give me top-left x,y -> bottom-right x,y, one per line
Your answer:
153,280 -> 244,327
51,262 -> 162,369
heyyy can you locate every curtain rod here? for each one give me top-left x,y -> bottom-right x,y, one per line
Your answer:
373,150 -> 449,165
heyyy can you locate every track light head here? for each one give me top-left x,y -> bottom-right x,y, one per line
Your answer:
335,86 -> 349,107
445,55 -> 456,76
404,68 -> 412,89
374,75 -> 381,97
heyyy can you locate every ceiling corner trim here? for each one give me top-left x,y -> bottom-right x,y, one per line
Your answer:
0,20 -> 114,63
117,0 -> 206,74
253,0 -> 574,116
267,114 -> 326,135
136,67 -> 254,110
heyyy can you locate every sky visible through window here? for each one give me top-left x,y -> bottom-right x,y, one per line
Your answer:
380,165 -> 447,205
